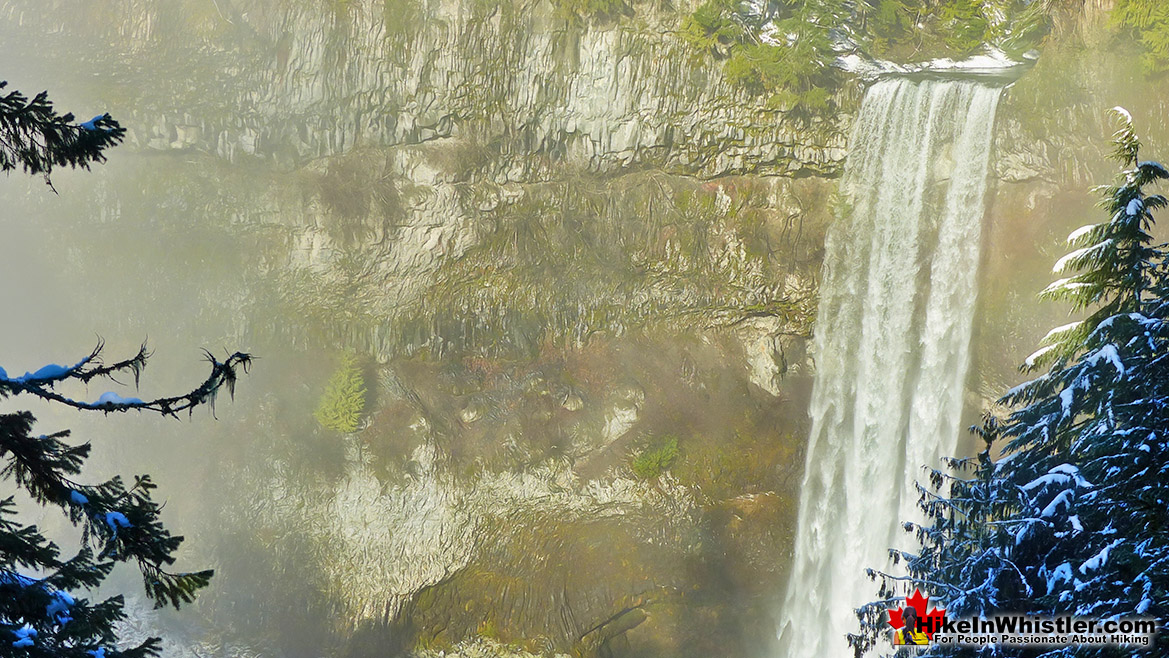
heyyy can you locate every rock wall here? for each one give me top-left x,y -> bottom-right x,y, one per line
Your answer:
0,0 -> 845,351
9,0 -> 1160,655
0,1 -> 842,657
1,0 -> 848,178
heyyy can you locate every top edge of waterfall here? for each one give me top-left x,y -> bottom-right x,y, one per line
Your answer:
837,46 -> 1035,84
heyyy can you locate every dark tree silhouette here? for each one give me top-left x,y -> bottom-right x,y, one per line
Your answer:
0,80 -> 251,657
0,80 -> 125,189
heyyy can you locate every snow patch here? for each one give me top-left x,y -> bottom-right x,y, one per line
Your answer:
1041,489 -> 1073,518
1022,464 -> 1092,493
1053,240 -> 1112,274
1046,563 -> 1073,594
104,511 -> 131,530
1059,386 -> 1075,419
1079,539 -> 1122,574
1024,345 -> 1056,369
12,625 -> 36,648
16,363 -> 70,382
1066,224 -> 1098,244
1138,161 -> 1169,178
46,590 -> 74,619
836,47 -> 1023,78
88,392 -> 145,407
1042,322 -> 1081,343
1085,344 -> 1125,376
79,114 -> 104,131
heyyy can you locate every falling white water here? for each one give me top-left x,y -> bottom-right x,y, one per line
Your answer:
777,78 -> 1002,658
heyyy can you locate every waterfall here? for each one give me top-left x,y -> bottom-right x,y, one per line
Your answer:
777,78 -> 1003,657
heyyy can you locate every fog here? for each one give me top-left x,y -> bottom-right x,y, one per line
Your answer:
2,2 -> 1166,658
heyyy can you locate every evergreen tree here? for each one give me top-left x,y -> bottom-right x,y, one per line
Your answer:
0,81 -> 251,656
314,352 -> 366,434
0,80 -> 125,188
1112,0 -> 1169,75
852,109 -> 1169,656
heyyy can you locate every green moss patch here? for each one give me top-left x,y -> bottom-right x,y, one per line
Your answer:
630,436 -> 680,479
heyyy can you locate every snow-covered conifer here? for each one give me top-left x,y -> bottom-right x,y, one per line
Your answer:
0,83 -> 251,657
854,109 -> 1169,657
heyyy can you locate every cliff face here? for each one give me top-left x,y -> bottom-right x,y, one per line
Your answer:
0,1 -> 841,656
1,0 -> 845,344
5,0 -> 1150,654
4,0 -> 847,176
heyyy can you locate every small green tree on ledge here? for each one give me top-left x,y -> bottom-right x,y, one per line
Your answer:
314,352 -> 366,434
630,436 -> 680,480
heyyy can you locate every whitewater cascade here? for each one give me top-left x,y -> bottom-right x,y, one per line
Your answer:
777,78 -> 1003,657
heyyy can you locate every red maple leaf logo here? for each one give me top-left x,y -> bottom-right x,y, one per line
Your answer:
887,589 -> 947,641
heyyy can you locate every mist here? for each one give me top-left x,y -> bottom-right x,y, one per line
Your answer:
2,2 -> 1167,658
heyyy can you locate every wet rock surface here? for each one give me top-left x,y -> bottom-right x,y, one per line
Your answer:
0,0 -> 849,179
0,1 -> 833,656
20,1 -> 1159,658
14,1 -> 1153,656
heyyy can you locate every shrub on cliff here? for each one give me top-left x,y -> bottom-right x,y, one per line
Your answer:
1113,0 -> 1169,74
682,0 -> 1050,117
315,352 -> 367,433
862,0 -> 1047,58
682,0 -> 843,118
631,436 -> 680,480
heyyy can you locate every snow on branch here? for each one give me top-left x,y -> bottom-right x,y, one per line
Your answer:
1109,106 -> 1140,166
0,81 -> 126,189
0,342 -> 252,417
